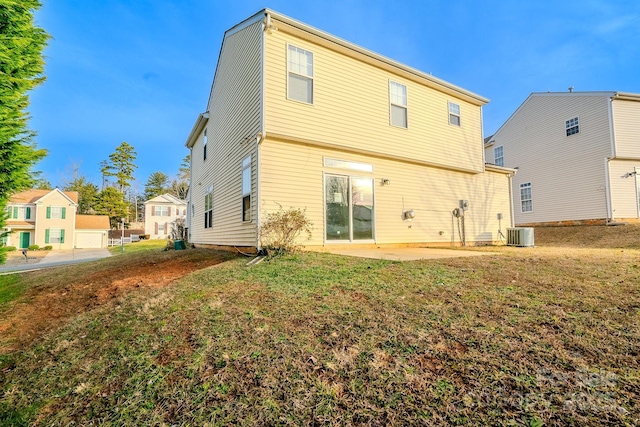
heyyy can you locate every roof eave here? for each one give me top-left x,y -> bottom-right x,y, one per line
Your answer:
185,112 -> 210,148
612,92 -> 640,102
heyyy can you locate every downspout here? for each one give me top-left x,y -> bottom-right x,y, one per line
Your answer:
256,12 -> 269,251
508,170 -> 516,229
605,96 -> 616,224
188,146 -> 193,240
604,158 -> 613,223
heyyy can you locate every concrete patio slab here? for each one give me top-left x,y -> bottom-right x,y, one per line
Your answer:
315,246 -> 497,261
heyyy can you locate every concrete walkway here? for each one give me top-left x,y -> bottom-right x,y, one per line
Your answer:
0,248 -> 112,274
318,246 -> 497,261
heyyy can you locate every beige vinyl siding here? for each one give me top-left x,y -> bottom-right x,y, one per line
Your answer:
493,94 -> 611,224
612,99 -> 640,157
189,20 -> 262,247
260,138 -> 511,246
263,25 -> 485,174
608,160 -> 640,219
34,191 -> 76,249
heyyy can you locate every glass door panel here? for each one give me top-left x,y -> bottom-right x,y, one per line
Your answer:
325,175 -> 374,242
325,175 -> 350,240
352,178 -> 373,240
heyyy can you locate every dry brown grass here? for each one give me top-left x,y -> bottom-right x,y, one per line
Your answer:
0,226 -> 639,426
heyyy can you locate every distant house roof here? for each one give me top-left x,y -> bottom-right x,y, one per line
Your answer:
9,188 -> 79,204
75,215 -> 110,230
144,193 -> 186,205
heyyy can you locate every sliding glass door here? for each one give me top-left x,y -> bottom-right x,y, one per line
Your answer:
325,174 -> 374,242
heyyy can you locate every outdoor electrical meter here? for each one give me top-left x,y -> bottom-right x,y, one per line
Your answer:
459,200 -> 469,211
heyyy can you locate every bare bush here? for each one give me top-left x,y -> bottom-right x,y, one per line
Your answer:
259,207 -> 313,255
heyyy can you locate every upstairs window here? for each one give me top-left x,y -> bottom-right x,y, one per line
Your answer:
46,206 -> 66,219
288,45 -> 313,104
448,102 -> 461,126
520,182 -> 533,213
203,128 -> 208,160
155,206 -> 169,216
241,156 -> 251,222
389,81 -> 407,128
566,117 -> 579,136
6,206 -> 31,220
204,185 -> 213,228
494,146 -> 504,167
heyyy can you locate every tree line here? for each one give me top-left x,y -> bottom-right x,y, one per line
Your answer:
58,144 -> 190,228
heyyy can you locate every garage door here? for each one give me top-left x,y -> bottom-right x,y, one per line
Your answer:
76,232 -> 103,248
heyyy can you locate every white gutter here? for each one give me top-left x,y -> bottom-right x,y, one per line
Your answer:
604,158 -> 613,222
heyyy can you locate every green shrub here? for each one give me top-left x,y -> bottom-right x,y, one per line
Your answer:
4,246 -> 17,252
259,207 -> 313,256
28,245 -> 39,251
43,245 -> 53,251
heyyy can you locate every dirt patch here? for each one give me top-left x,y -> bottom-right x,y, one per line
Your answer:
0,248 -> 236,352
2,250 -> 47,267
533,223 -> 640,248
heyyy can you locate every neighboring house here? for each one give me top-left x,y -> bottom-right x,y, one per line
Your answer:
184,9 -> 515,250
485,91 -> 640,226
4,188 -> 78,249
2,188 -> 111,250
144,194 -> 186,239
75,215 -> 110,248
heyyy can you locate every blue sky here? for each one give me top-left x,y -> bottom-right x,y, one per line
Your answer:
30,0 -> 640,189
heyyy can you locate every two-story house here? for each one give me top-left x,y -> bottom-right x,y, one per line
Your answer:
184,9 -> 515,250
4,189 -> 78,249
144,194 -> 187,239
485,91 -> 640,226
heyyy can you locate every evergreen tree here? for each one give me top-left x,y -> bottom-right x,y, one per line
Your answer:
94,187 -> 128,228
105,142 -> 137,193
178,154 -> 190,182
144,171 -> 169,200
64,176 -> 99,214
0,0 -> 49,263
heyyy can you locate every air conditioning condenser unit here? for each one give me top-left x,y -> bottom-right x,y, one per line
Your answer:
507,227 -> 534,247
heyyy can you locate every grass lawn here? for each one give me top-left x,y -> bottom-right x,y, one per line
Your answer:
107,238 -> 168,255
0,229 -> 639,425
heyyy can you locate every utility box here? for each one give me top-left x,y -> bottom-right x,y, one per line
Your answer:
507,228 -> 534,247
174,240 -> 186,250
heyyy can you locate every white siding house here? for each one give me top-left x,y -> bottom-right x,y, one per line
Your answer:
185,9 -> 515,251
144,194 -> 187,239
485,91 -> 640,226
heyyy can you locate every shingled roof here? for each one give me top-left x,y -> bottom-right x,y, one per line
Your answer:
75,215 -> 110,230
9,189 -> 79,204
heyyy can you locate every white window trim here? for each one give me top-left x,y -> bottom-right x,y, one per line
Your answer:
49,228 -> 63,243
204,185 -> 213,229
50,206 -> 63,219
156,206 -> 169,216
565,116 -> 580,137
203,128 -> 208,160
287,44 -> 314,105
241,155 -> 252,222
389,81 -> 408,129
494,146 -> 504,167
448,101 -> 461,126
520,182 -> 533,213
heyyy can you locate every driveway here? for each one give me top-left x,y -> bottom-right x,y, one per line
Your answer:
0,248 -> 112,274
317,246 -> 497,261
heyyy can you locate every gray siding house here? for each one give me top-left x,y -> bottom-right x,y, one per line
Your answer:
485,91 -> 640,226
